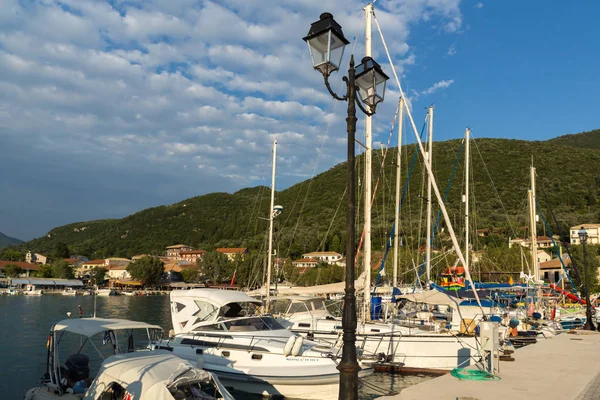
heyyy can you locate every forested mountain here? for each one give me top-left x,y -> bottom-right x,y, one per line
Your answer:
0,232 -> 22,250
13,131 -> 600,262
548,129 -> 600,150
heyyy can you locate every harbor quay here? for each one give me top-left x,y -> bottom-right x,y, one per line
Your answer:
380,331 -> 600,400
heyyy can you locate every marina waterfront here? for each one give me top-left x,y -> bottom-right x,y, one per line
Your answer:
0,295 -> 431,399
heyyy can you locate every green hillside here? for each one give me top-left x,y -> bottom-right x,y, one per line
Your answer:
0,232 -> 22,250
14,132 -> 600,263
547,129 -> 600,150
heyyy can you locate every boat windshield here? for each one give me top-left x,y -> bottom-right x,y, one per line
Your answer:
222,316 -> 284,332
218,301 -> 260,319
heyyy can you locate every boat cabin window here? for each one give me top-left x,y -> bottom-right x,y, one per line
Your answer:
223,317 -> 284,332
288,302 -> 310,314
193,300 -> 219,322
99,382 -> 125,400
219,301 -> 259,318
308,299 -> 327,312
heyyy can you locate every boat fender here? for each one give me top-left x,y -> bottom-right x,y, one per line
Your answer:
291,336 -> 304,356
283,336 -> 296,357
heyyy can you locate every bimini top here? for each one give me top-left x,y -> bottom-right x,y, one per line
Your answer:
398,289 -> 461,307
170,288 -> 262,307
53,317 -> 162,337
83,351 -> 234,400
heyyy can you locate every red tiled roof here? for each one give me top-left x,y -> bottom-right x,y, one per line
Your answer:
83,259 -> 105,265
293,258 -> 318,264
0,260 -> 40,270
540,256 -> 571,270
64,258 -> 79,264
216,248 -> 247,254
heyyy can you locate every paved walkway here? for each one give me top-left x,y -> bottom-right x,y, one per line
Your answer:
577,371 -> 600,400
378,331 -> 600,400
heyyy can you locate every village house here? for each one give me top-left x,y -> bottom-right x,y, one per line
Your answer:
509,236 -> 554,249
539,256 -> 570,285
107,265 -> 131,280
165,244 -> 193,258
302,251 -> 343,265
177,250 -> 206,263
25,251 -> 49,265
293,258 -> 319,268
216,248 -> 248,261
537,250 -> 552,264
105,257 -> 131,267
76,259 -> 106,277
570,224 -> 600,245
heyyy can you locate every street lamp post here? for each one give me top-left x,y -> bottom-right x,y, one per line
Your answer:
577,227 -> 596,330
303,12 -> 389,400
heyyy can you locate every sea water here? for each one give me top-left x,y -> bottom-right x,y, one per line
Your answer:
0,295 -> 431,399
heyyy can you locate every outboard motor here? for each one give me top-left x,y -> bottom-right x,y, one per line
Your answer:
65,354 -> 90,382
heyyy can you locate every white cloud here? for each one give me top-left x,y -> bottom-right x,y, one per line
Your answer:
476,2 -> 484,9
411,79 -> 455,99
447,45 -> 457,56
0,0 -> 466,239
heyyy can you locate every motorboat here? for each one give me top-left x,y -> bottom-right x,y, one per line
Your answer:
25,284 -> 43,296
154,289 -> 373,399
94,288 -> 114,296
61,287 -> 77,296
24,317 -> 233,399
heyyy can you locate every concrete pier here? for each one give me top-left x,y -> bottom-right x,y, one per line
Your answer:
379,331 -> 600,400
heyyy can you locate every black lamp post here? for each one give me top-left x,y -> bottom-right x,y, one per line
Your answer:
304,12 -> 389,400
577,227 -> 596,330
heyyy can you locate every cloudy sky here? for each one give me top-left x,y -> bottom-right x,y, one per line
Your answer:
1,0 -> 599,240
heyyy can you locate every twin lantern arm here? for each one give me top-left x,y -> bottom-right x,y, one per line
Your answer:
303,12 -> 389,115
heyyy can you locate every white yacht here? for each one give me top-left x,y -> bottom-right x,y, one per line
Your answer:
156,289 -> 373,399
24,317 -> 233,400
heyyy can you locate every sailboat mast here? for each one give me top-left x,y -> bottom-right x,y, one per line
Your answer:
363,2 -> 373,321
265,139 -> 277,307
425,106 -> 434,284
392,98 -> 404,288
529,165 -> 538,281
464,128 -> 471,276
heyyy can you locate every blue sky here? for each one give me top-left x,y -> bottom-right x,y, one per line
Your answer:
0,0 -> 598,241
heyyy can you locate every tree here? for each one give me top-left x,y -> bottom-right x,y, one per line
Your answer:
89,267 -> 108,286
181,267 -> 200,283
3,264 -> 23,278
127,256 -> 164,287
568,245 -> 600,295
0,248 -> 25,261
52,260 -> 74,279
197,251 -> 232,284
36,264 -> 53,278
53,242 -> 70,259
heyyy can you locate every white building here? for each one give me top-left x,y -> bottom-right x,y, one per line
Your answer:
570,224 -> 600,245
25,252 -> 49,265
301,251 -> 343,265
165,244 -> 193,258
107,265 -> 131,280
